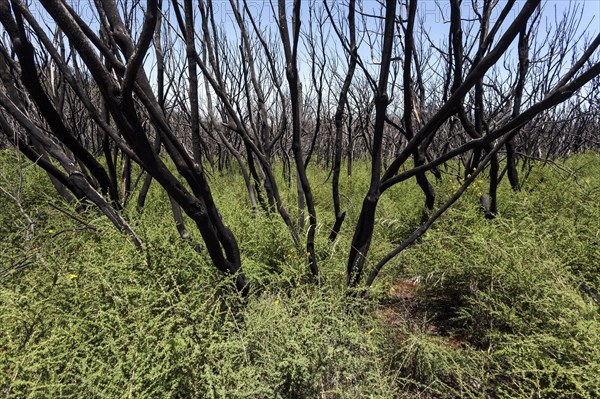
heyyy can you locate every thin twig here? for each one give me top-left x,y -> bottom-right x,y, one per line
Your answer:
579,281 -> 600,309
47,202 -> 97,230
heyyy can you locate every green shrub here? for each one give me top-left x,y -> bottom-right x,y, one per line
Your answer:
400,153 -> 600,398
2,152 -> 600,398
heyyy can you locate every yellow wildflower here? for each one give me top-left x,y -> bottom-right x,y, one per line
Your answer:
69,274 -> 78,280
48,229 -> 55,234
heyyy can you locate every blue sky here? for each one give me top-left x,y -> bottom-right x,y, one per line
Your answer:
198,1 -> 599,75
9,0 -> 599,110
26,1 -> 599,67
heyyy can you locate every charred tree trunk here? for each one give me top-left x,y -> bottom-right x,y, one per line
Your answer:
328,0 -> 356,241
278,0 -> 318,277
506,26 -> 531,191
347,0 -> 396,287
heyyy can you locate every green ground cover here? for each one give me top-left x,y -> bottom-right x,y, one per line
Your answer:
1,151 -> 599,398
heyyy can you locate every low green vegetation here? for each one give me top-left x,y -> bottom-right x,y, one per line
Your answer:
1,150 -> 599,398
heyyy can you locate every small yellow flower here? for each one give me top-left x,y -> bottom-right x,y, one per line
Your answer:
69,274 -> 78,280
48,229 -> 55,234
306,252 -> 311,258
274,299 -> 280,306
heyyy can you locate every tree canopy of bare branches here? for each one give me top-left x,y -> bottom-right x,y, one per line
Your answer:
0,0 -> 598,293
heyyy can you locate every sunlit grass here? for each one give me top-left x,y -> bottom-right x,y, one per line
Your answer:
1,150 -> 599,398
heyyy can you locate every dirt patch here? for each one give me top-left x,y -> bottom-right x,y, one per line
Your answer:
377,277 -> 470,349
